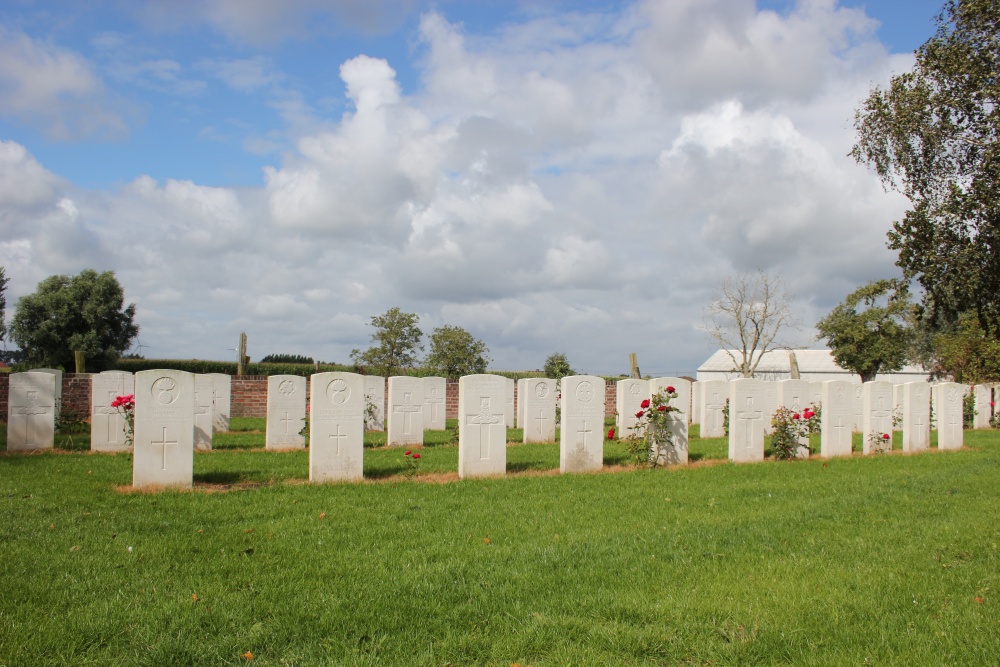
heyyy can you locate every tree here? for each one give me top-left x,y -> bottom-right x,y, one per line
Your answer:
852,0 -> 1000,335
0,265 -> 8,344
10,269 -> 139,370
930,314 -> 1000,383
260,354 -> 314,364
424,325 -> 490,377
702,270 -> 798,377
816,279 -> 914,382
543,352 -> 573,378
350,307 -> 423,377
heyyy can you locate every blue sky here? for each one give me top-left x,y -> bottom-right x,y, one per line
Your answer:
0,0 -> 946,375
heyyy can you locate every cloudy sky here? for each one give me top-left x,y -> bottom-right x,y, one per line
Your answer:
0,0 -> 943,375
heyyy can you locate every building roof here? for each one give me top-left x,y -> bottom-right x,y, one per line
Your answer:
697,349 -> 928,376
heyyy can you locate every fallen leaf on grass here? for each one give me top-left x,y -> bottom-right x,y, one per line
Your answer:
192,593 -> 199,602
319,512 -> 326,519
483,538 -> 491,544
975,597 -> 985,604
245,528 -> 254,534
242,651 -> 254,660
197,529 -> 204,534
69,545 -> 81,552
49,523 -> 55,530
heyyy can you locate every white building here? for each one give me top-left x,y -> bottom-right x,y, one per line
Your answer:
696,349 -> 930,384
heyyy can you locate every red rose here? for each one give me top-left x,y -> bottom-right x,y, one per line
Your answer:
665,386 -> 675,394
635,410 -> 644,418
792,413 -> 801,420
640,399 -> 650,409
413,453 -> 421,459
882,433 -> 890,440
657,405 -> 667,412
404,450 -> 412,456
803,410 -> 814,419
607,429 -> 615,439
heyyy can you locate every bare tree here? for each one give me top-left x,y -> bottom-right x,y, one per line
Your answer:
702,270 -> 799,378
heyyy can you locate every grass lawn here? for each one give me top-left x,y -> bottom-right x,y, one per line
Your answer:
0,420 -> 997,665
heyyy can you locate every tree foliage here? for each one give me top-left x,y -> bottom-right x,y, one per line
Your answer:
816,279 -> 914,383
350,307 -> 423,377
543,352 -> 573,378
259,353 -> 314,364
930,313 -> 1000,383
424,325 -> 490,377
702,270 -> 798,378
852,0 -> 1000,334
11,269 -> 139,371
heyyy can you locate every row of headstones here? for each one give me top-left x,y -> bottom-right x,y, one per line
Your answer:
4,370 -> 230,452
120,371 -> 604,488
684,378 -> 996,433
699,378 -> 962,462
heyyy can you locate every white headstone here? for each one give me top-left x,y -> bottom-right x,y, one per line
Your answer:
458,374 -> 507,478
363,376 -> 385,431
861,381 -> 894,454
193,375 -> 215,451
387,376 -> 424,446
516,378 -> 527,429
133,370 -> 195,489
560,375 -> 605,473
809,382 -> 823,408
852,383 -> 864,432
699,380 -> 728,439
651,377 -> 689,457
34,368 -> 63,416
422,377 -> 447,430
207,373 -> 231,432
935,382 -> 964,450
266,375 -> 306,449
728,378 -> 764,462
522,378 -> 557,443
7,371 -> 56,451
91,371 -> 134,452
893,384 -> 904,430
691,380 -> 702,425
776,379 -> 811,457
761,382 -> 779,435
902,382 -> 930,452
504,377 -> 515,428
973,384 -> 991,429
821,380 -> 854,457
309,372 -> 365,481
616,378 -> 649,439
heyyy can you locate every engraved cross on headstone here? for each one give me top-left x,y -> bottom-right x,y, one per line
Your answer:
737,396 -> 761,452
467,397 -> 503,460
706,391 -> 725,431
394,392 -> 421,435
873,394 -> 892,434
329,424 -> 348,456
150,427 -> 178,471
534,409 -> 548,436
426,388 -> 445,424
280,411 -> 293,434
14,390 -> 52,447
576,420 -> 592,448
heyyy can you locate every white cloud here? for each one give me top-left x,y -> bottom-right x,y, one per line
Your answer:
0,28 -> 126,139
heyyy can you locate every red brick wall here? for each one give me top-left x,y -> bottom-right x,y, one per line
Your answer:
0,374 -> 621,422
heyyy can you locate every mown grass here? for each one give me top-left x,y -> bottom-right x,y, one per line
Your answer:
0,420 -> 996,666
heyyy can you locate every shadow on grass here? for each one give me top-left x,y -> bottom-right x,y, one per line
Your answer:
195,471 -> 250,484
364,465 -> 408,479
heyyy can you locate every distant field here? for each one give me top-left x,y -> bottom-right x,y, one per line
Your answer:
0,422 -> 996,665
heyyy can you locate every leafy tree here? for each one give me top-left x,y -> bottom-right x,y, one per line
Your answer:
0,265 -> 8,344
424,325 -> 490,377
852,0 -> 1000,335
543,352 -> 573,378
260,353 -> 314,364
930,314 -> 1000,383
350,307 -> 423,377
11,269 -> 139,371
816,279 -> 914,382
702,270 -> 798,377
